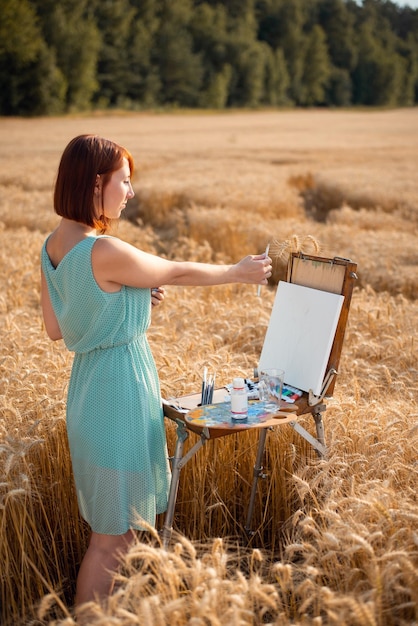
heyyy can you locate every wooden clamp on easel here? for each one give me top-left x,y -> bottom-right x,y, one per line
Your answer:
162,253 -> 358,545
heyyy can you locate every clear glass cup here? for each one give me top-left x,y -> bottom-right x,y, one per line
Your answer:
259,368 -> 285,412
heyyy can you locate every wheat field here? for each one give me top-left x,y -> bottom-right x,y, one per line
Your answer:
0,109 -> 417,625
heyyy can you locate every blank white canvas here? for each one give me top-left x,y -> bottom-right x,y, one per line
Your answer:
259,281 -> 345,395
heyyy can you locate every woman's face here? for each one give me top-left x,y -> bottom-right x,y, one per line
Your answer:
97,158 -> 135,219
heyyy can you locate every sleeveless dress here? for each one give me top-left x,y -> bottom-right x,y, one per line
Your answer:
41,235 -> 170,535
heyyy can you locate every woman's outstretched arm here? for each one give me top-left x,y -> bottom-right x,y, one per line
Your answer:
91,237 -> 272,292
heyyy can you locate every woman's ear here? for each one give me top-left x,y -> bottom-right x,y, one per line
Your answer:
94,174 -> 101,195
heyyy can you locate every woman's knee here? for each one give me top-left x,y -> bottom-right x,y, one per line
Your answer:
89,529 -> 136,557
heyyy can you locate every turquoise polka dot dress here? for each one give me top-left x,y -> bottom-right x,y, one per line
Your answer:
41,235 -> 170,535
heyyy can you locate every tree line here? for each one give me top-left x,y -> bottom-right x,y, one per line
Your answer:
1,0 -> 417,116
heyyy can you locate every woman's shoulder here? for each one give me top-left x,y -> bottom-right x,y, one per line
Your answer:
92,235 -> 142,269
92,235 -> 152,284
93,235 -> 137,255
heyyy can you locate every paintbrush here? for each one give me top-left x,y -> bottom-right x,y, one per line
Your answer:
257,242 -> 270,297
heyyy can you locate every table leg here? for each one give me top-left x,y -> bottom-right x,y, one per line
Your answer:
162,420 -> 189,547
244,427 -> 269,536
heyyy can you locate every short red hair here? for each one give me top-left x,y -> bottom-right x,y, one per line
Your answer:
54,135 -> 135,233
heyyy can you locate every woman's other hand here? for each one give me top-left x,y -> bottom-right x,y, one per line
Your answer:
151,287 -> 165,307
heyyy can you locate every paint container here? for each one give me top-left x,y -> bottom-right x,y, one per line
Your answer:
230,377 -> 248,418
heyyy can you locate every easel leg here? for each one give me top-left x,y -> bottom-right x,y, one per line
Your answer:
313,404 -> 326,457
162,421 -> 189,548
244,427 -> 269,536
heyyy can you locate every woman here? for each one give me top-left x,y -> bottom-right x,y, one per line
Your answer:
40,134 -> 272,608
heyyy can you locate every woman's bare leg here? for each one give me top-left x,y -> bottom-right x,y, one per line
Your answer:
75,529 -> 136,607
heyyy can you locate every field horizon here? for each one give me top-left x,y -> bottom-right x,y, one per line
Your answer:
0,109 -> 417,625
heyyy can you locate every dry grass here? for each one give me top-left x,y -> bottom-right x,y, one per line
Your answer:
0,109 -> 417,625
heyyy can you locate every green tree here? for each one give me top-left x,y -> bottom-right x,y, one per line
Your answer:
0,0 -> 41,64
263,46 -> 290,105
353,0 -> 418,105
0,0 -> 42,113
326,67 -> 352,106
280,0 -> 308,104
256,0 -> 284,50
316,0 -> 357,104
300,24 -> 331,106
317,0 -> 357,70
224,2 -> 269,107
200,64 -> 232,108
16,42 -> 67,115
128,0 -> 161,106
94,0 -> 137,107
0,0 -> 65,114
352,21 -> 404,106
31,0 -> 100,110
190,3 -> 231,107
397,34 -> 418,106
232,41 -> 268,107
154,0 -> 203,106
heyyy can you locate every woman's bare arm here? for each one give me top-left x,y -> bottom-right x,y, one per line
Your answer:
41,269 -> 63,340
92,237 -> 271,291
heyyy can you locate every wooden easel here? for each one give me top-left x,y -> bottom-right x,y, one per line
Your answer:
162,254 -> 358,544
244,253 -> 358,533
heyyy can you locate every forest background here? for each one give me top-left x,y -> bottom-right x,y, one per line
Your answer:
2,0 -> 418,116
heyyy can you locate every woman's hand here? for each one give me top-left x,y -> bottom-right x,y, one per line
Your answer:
233,253 -> 272,285
151,287 -> 165,307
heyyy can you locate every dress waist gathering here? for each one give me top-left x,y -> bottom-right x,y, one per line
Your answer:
73,333 -> 146,355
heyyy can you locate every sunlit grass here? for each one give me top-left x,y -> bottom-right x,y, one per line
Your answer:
0,109 -> 417,625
